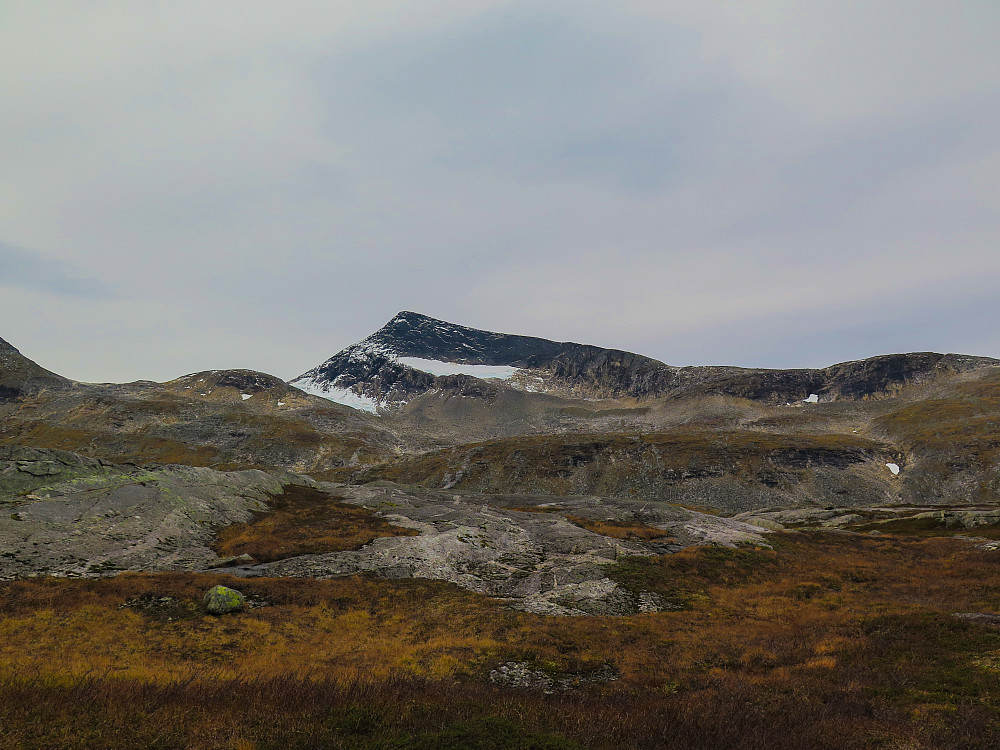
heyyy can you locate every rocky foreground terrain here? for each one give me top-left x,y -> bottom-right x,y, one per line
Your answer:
6,315 -> 1000,749
2,314 -> 1000,615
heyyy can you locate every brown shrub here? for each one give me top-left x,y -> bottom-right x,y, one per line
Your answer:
213,485 -> 418,562
563,515 -> 674,541
3,531 -> 1000,748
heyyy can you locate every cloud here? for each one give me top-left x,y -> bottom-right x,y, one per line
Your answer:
0,2 -> 997,381
0,241 -> 113,299
644,275 -> 1000,369
313,8 -> 728,192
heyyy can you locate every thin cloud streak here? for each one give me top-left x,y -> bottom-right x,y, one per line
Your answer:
0,241 -> 114,299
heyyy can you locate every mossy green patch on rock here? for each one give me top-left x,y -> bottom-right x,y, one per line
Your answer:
203,585 -> 246,615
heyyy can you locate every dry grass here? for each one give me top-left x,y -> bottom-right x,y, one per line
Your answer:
3,530 -> 1000,747
874,371 -> 1000,459
0,391 -> 389,473
510,506 -> 675,542
352,430 -> 889,499
213,485 -> 418,562
563,515 -> 674,541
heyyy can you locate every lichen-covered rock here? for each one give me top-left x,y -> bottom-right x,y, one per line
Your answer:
489,661 -> 619,693
204,585 -> 246,615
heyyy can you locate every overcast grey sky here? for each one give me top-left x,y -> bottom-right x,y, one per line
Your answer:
1,1 -> 998,383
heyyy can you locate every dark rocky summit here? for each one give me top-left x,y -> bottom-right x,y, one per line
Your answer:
291,311 -> 673,404
293,312 -> 999,407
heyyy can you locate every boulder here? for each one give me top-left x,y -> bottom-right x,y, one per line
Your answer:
203,585 -> 246,615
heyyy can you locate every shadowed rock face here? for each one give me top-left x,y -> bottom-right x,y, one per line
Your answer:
819,353 -> 996,399
0,336 -> 70,402
292,312 -> 1000,406
291,311 -> 674,404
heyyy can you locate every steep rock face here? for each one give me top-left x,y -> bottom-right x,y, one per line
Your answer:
0,336 -> 70,402
291,311 -> 674,407
819,353 -> 997,400
292,313 -> 1000,411
669,353 -> 999,403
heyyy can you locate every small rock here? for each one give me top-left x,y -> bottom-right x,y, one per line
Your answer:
489,662 -> 556,692
203,585 -> 246,615
488,660 -> 618,693
954,612 -> 1000,627
207,553 -> 257,569
637,591 -> 663,613
822,514 -> 864,528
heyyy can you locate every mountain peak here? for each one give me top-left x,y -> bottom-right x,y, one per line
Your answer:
290,313 -> 672,410
385,310 -> 438,325
290,312 -> 1000,414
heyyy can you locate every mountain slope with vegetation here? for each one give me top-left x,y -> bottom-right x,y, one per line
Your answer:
3,317 -> 1000,748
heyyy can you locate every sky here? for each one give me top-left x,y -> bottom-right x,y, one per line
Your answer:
1,0 -> 998,383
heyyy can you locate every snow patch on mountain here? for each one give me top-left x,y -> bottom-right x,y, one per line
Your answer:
294,377 -> 379,414
396,357 -> 519,380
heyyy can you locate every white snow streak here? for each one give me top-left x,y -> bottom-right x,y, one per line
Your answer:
397,357 -> 519,380
886,462 -> 900,475
294,378 -> 379,413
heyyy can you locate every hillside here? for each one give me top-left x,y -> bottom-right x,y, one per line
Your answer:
0,336 -> 71,402
293,311 -> 999,410
3,319 -> 1000,511
4,320 -> 1000,748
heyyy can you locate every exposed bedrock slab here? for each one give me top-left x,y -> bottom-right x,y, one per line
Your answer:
0,454 -> 773,616
0,458 -> 301,579
238,486 -> 772,616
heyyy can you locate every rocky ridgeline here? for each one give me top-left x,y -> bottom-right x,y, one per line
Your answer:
291,310 -> 671,405
0,336 -> 70,402
292,311 -> 1000,407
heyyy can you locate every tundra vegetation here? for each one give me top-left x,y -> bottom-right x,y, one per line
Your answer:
4,324 -> 1000,747
3,529 -> 1000,749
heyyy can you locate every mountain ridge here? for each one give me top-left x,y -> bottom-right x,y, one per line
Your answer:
291,311 -> 1000,411
0,335 -> 71,402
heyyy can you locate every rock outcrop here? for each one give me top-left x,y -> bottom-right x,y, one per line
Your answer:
291,312 -> 1000,409
0,452 -> 298,579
